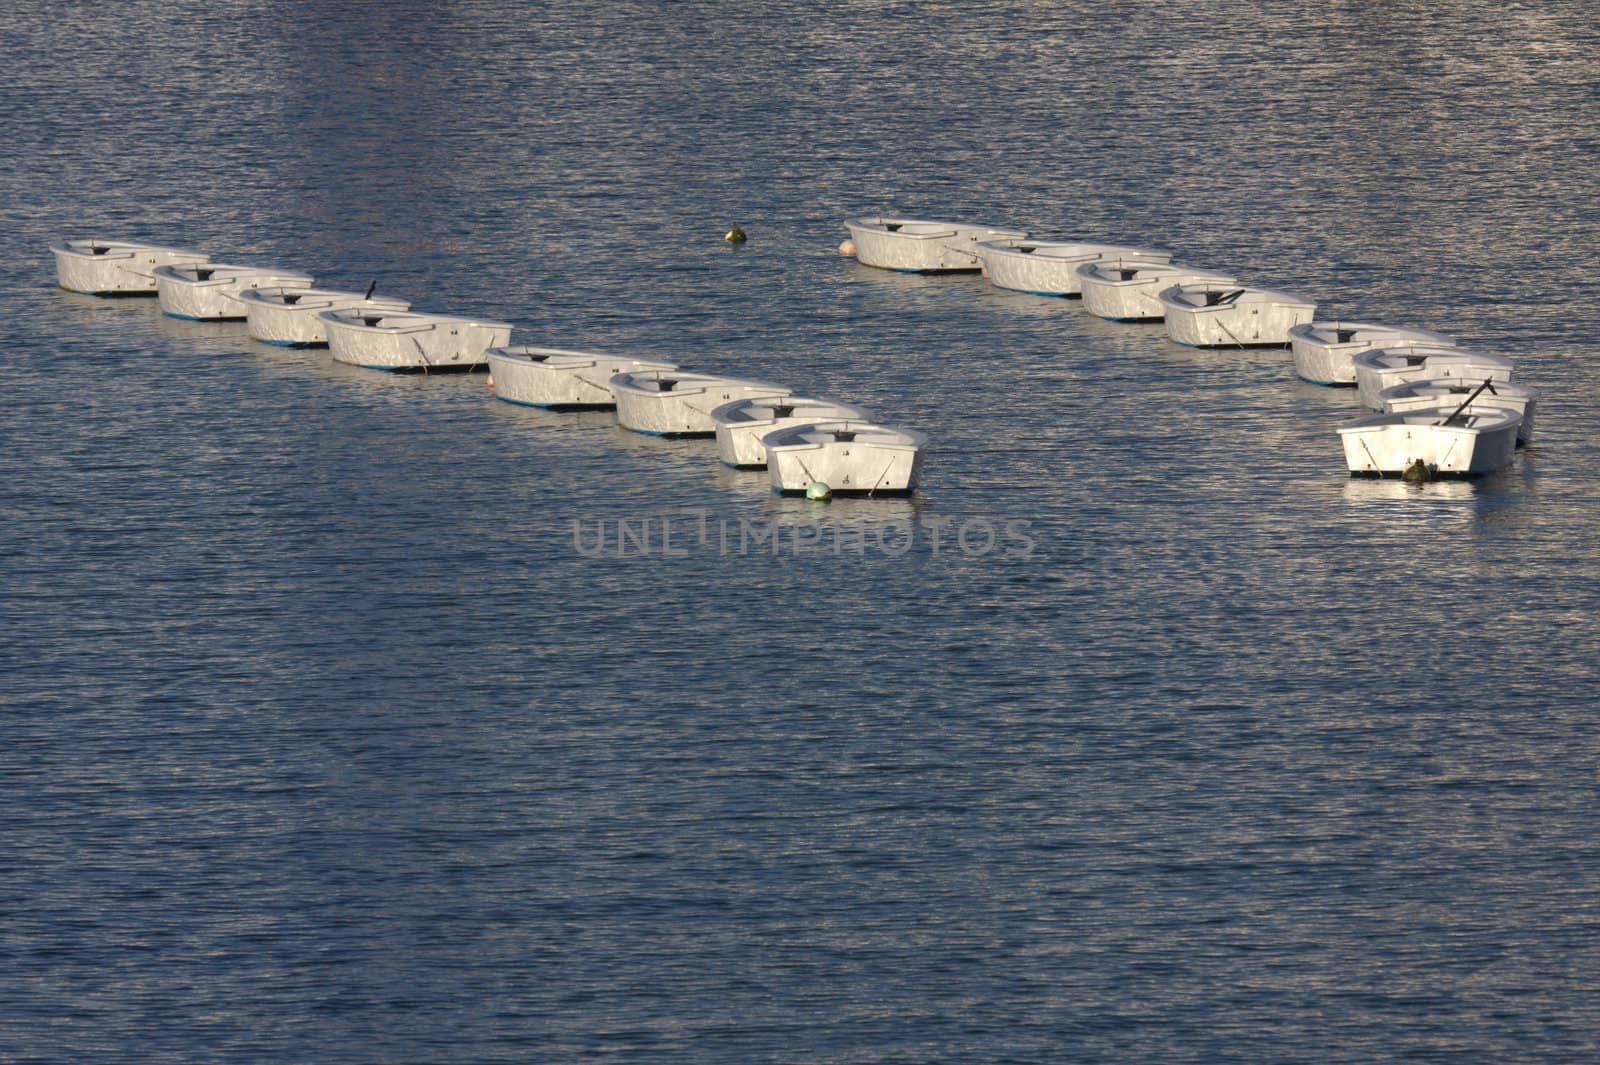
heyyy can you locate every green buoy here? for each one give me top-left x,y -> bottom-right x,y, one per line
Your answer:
806,481 -> 832,501
1402,458 -> 1433,484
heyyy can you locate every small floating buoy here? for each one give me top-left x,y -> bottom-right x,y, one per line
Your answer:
1402,458 -> 1433,483
838,239 -> 856,257
806,481 -> 833,501
486,374 -> 494,391
724,224 -> 747,244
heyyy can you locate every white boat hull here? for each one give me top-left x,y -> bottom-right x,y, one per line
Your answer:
325,313 -> 512,372
155,266 -> 316,320
613,374 -> 792,436
1288,323 -> 1457,386
845,218 -> 1026,273
1380,381 -> 1538,446
487,349 -> 677,409
977,242 -> 1171,297
1354,349 -> 1515,410
51,240 -> 207,295
242,290 -> 411,346
1340,408 -> 1519,477
1162,293 -> 1315,348
766,426 -> 927,495
1079,265 -> 1237,322
713,398 -> 874,467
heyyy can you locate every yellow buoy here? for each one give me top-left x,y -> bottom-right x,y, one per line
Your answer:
724,224 -> 747,244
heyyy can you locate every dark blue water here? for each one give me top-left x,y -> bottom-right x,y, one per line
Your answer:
4,2 -> 1599,1061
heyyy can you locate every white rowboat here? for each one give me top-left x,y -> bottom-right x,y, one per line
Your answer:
611,371 -> 792,436
1288,321 -> 1457,386
155,263 -> 316,320
1353,346 -> 1515,409
765,422 -> 927,495
51,239 -> 209,296
844,217 -> 1027,273
486,347 -> 677,409
1379,378 -> 1539,446
973,240 -> 1171,297
1078,260 -> 1237,322
1339,402 -> 1520,478
711,395 -> 875,468
322,308 -> 512,372
238,287 -> 411,346
1158,283 -> 1316,348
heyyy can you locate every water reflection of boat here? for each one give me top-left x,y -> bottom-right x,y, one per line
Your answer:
1158,283 -> 1315,348
1339,403 -> 1520,478
973,239 -> 1171,297
1288,321 -> 1456,386
611,370 -> 791,436
322,308 -> 512,372
711,395 -> 874,468
764,422 -> 927,495
844,217 -> 1026,273
1353,346 -> 1514,409
155,263 -> 315,320
52,239 -> 208,296
486,347 -> 677,409
239,287 -> 410,346
1379,378 -> 1538,446
1078,260 -> 1237,322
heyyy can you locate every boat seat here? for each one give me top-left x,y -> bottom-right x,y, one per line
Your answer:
282,293 -> 302,305
885,223 -> 902,233
195,268 -> 215,281
1335,329 -> 1357,342
770,404 -> 794,418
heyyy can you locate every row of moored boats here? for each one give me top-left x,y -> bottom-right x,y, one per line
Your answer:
843,218 -> 1540,479
49,238 -> 927,497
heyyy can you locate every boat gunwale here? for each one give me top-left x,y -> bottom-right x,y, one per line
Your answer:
320,309 -> 515,332
763,420 -> 928,452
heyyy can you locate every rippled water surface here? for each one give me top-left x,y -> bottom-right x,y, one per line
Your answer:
4,2 -> 1599,1062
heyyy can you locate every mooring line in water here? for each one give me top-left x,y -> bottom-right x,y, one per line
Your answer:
1359,438 -> 1382,473
410,335 -> 432,375
936,242 -> 981,261
1213,316 -> 1247,349
866,457 -> 897,497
